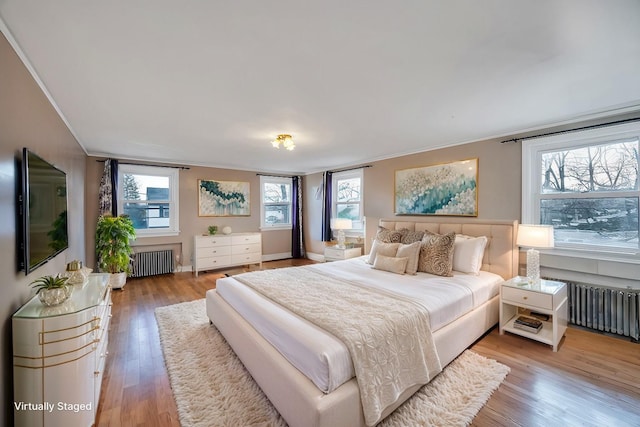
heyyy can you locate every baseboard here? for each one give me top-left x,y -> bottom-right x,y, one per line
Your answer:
306,252 -> 324,263
176,265 -> 192,273
262,252 -> 293,262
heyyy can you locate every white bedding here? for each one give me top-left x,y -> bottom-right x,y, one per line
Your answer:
215,256 -> 502,394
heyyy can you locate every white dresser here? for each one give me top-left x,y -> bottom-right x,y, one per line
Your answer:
193,232 -> 262,276
13,273 -> 111,427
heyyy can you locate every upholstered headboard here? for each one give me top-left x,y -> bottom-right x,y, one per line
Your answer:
377,218 -> 518,280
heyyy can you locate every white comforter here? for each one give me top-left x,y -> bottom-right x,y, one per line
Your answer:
231,265 -> 441,426
215,256 -> 502,394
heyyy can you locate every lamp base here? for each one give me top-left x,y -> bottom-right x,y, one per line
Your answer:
526,247 -> 540,283
337,230 -> 346,249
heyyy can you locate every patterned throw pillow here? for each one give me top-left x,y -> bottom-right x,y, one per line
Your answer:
417,231 -> 456,277
375,226 -> 405,243
400,230 -> 425,244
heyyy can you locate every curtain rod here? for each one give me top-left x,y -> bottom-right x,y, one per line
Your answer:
500,116 -> 640,144
256,173 -> 297,178
96,159 -> 190,170
329,165 -> 372,173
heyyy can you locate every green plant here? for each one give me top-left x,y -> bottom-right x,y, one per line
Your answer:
30,275 -> 70,294
95,215 -> 136,274
208,225 -> 218,235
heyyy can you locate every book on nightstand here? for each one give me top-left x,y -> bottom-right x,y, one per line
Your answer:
514,316 -> 543,334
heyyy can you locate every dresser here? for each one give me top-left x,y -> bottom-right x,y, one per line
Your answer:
13,273 -> 111,427
193,232 -> 262,276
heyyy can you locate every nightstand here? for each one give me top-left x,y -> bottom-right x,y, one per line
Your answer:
324,246 -> 362,262
499,276 -> 568,351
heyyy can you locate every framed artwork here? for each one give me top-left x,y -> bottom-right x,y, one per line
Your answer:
394,158 -> 478,216
198,179 -> 250,216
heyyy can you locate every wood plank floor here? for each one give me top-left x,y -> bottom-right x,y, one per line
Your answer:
96,260 -> 640,427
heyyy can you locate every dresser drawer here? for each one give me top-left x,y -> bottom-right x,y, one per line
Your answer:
198,255 -> 232,269
197,245 -> 232,257
196,236 -> 232,248
231,243 -> 261,255
502,286 -> 553,310
231,234 -> 261,245
231,252 -> 262,264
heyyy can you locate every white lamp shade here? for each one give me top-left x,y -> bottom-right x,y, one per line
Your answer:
331,218 -> 353,230
517,224 -> 555,248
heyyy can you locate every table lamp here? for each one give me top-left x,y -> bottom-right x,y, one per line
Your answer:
332,218 -> 353,249
516,224 -> 554,283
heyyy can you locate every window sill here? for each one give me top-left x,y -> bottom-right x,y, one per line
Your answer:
534,248 -> 639,288
134,230 -> 180,238
260,226 -> 292,232
538,247 -> 639,265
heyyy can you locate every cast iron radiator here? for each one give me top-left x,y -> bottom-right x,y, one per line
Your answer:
129,250 -> 174,278
568,282 -> 639,341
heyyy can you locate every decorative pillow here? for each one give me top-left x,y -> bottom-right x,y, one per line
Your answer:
396,241 -> 421,275
367,240 -> 401,265
373,254 -> 409,275
400,230 -> 425,244
453,235 -> 488,275
417,231 -> 456,277
375,226 -> 405,243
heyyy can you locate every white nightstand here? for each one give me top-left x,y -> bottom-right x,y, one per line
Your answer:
324,246 -> 362,262
499,276 -> 568,352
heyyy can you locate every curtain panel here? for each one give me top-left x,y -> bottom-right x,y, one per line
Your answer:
98,159 -> 118,216
291,176 -> 306,258
321,171 -> 333,242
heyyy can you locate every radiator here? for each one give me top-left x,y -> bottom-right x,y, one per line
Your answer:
130,250 -> 174,278
568,282 -> 640,340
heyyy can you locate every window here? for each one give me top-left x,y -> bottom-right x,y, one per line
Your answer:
260,176 -> 292,230
332,169 -> 364,233
118,164 -> 180,237
522,122 -> 639,255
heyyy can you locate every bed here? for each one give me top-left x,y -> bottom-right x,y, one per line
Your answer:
206,218 -> 518,427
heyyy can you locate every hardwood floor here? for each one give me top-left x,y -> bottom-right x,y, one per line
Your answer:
96,260 -> 640,427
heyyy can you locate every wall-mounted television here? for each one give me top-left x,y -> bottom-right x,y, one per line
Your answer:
18,148 -> 68,274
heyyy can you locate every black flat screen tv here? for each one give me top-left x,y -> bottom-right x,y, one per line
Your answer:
18,148 -> 68,274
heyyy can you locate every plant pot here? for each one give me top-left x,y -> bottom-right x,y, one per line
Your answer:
109,272 -> 127,290
38,286 -> 73,306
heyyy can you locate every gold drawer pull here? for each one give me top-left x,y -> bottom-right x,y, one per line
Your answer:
523,296 -> 528,300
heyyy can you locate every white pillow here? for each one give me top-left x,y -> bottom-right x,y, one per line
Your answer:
396,241 -> 421,275
453,235 -> 488,275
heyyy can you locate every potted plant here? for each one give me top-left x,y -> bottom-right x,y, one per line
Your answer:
30,275 -> 73,306
208,225 -> 218,235
95,215 -> 136,289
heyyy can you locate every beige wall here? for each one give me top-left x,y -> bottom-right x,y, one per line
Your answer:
304,138 -> 522,256
85,161 -> 292,270
0,31 -> 87,426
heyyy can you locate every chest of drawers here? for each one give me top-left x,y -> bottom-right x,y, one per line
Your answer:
194,232 -> 262,276
13,273 -> 112,427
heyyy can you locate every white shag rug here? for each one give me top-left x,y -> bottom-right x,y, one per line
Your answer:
155,299 -> 509,427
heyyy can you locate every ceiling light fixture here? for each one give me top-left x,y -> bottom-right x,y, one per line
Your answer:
271,134 -> 295,151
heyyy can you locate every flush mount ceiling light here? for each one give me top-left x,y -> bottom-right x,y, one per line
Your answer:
271,134 -> 295,151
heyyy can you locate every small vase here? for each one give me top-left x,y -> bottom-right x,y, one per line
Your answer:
38,286 -> 73,306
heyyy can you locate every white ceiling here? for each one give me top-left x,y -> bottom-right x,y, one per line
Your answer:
2,1 -> 640,175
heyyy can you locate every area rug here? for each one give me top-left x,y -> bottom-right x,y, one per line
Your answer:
155,299 -> 510,427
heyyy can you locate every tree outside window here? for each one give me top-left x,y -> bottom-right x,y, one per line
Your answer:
523,123 -> 639,253
260,176 -> 292,229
